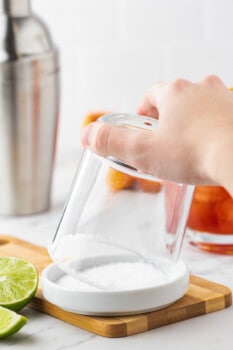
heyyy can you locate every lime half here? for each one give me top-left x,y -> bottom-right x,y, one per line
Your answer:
0,306 -> 27,339
0,256 -> 39,311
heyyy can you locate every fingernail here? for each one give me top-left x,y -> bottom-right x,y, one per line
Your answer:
81,124 -> 94,147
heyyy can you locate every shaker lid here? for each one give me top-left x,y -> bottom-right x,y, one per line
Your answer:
0,0 -> 30,17
0,0 -> 56,65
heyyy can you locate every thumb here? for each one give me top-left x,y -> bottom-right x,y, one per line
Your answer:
81,121 -> 156,174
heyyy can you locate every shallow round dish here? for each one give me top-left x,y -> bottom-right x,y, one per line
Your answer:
42,260 -> 189,316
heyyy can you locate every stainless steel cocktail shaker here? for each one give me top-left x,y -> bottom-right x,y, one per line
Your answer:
0,0 -> 59,215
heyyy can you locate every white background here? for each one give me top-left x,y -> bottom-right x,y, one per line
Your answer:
32,0 -> 233,155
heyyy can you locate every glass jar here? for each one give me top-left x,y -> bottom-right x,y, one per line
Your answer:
187,185 -> 233,254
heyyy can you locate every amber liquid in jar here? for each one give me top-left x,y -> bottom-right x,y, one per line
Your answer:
187,186 -> 233,254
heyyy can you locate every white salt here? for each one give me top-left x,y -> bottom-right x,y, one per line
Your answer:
57,259 -> 174,291
80,261 -> 167,290
57,274 -> 99,291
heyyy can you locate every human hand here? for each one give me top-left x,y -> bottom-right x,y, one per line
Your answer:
81,76 -> 233,194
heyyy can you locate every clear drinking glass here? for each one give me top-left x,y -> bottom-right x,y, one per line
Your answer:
42,113 -> 194,316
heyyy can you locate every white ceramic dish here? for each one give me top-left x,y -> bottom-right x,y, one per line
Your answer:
42,259 -> 189,316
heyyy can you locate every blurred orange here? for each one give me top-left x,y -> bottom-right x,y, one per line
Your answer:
137,179 -> 161,193
82,111 -> 107,127
106,168 -> 135,191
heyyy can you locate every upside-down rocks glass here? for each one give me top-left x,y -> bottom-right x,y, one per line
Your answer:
42,113 -> 194,316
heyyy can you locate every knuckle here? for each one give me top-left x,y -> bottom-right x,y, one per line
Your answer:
203,74 -> 222,86
170,78 -> 189,92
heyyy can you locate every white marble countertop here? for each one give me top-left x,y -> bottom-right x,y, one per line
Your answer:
1,151 -> 233,350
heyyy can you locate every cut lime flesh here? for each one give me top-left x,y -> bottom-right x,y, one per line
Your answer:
0,256 -> 39,311
0,306 -> 27,339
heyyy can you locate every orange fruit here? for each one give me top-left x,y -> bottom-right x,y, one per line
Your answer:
82,111 -> 108,127
106,168 -> 135,191
137,179 -> 161,193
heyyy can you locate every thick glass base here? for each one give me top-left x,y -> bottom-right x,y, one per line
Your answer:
186,228 -> 233,255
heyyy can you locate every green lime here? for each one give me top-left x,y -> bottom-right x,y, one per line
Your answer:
0,256 -> 39,311
0,306 -> 27,339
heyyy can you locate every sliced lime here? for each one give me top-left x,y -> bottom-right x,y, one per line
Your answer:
0,256 -> 39,311
0,306 -> 27,339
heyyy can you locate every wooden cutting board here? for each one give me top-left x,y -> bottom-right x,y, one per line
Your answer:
0,234 -> 231,338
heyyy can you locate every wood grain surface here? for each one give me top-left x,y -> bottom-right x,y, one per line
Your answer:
0,235 -> 231,338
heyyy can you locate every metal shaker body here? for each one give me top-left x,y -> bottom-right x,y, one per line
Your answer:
0,0 -> 59,215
